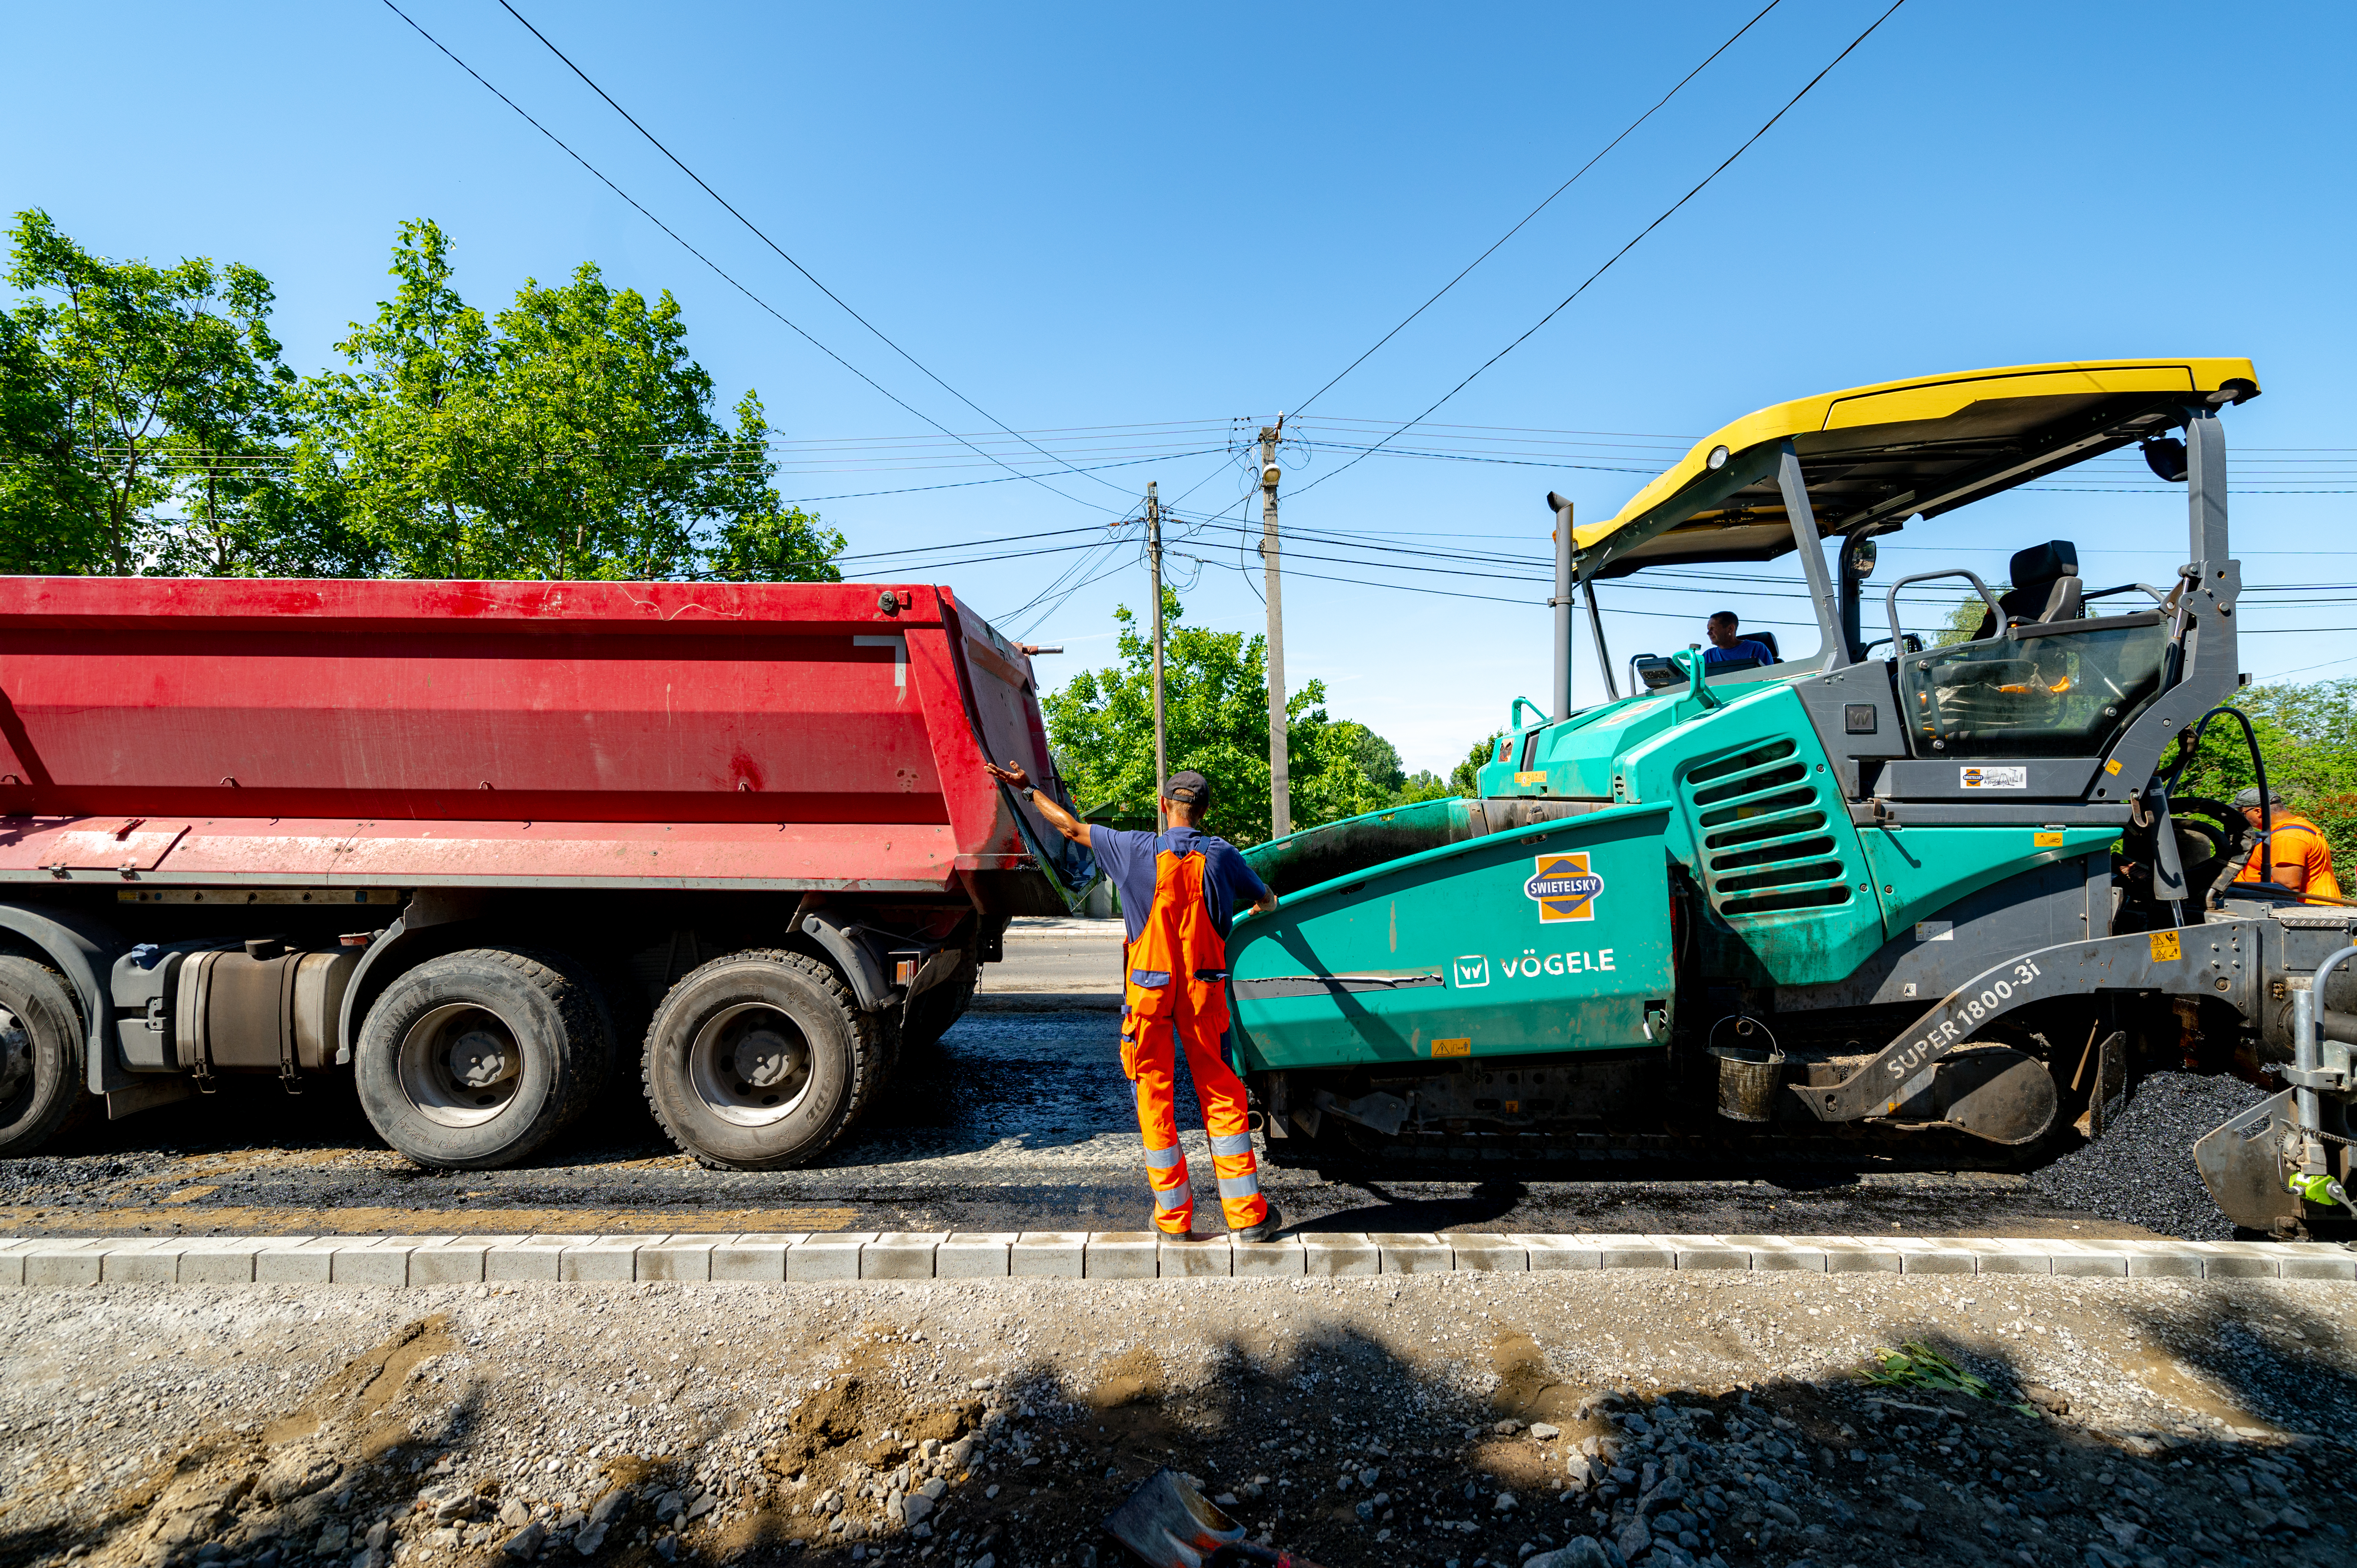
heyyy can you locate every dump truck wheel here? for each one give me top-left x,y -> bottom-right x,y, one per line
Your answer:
355,947 -> 611,1171
641,949 -> 883,1171
0,955 -> 89,1158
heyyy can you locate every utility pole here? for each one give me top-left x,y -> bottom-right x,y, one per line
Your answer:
1259,419 -> 1290,839
1550,492 -> 1575,720
1145,481 -> 1169,831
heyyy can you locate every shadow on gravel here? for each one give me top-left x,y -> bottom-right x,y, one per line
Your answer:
1292,1180 -> 1530,1234
14,1289 -> 2355,1568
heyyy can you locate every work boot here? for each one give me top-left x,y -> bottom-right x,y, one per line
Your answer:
1231,1198 -> 1284,1244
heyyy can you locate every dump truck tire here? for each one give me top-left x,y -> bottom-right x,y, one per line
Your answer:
356,947 -> 612,1171
641,949 -> 884,1171
0,955 -> 90,1158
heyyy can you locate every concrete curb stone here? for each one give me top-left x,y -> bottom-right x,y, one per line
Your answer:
1232,1236 -> 1306,1279
22,1239 -> 109,1287
101,1239 -> 185,1285
178,1237 -> 273,1285
1723,1235 -> 1828,1272
1956,1238 -> 2054,1276
1083,1233 -> 1159,1280
1820,1237 -> 1905,1274
1513,1235 -> 1602,1270
1665,1234 -> 1749,1270
1302,1234 -> 1379,1277
785,1232 -> 876,1283
1445,1234 -> 1528,1272
259,1236 -> 370,1285
711,1233 -> 805,1282
1590,1234 -> 1676,1270
1157,1237 -> 1233,1279
863,1233 -> 949,1281
636,1235 -> 730,1283
411,1238 -> 513,1287
1372,1233 -> 1451,1274
1010,1233 -> 1087,1279
935,1233 -> 1017,1280
2,1231 -> 2349,1287
484,1236 -> 572,1283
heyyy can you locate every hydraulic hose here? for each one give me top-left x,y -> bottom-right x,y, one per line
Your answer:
2162,704 -> 2273,897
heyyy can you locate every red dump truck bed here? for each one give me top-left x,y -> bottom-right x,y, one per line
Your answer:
0,576 -> 1071,907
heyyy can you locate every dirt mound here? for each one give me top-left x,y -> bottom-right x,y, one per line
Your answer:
760,1333 -> 983,1486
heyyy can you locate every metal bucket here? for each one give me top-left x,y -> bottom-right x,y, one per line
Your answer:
1708,1018 -> 1785,1123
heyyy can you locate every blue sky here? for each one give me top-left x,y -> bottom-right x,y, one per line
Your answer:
7,2 -> 2352,772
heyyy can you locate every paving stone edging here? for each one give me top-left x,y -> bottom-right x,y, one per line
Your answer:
2,1232 -> 2353,1287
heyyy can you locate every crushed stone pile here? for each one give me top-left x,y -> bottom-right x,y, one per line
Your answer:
2029,1071 -> 2270,1240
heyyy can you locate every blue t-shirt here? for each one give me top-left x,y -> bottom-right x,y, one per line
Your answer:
1091,827 -> 1272,943
1702,637 -> 1775,669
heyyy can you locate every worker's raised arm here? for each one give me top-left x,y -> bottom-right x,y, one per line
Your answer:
982,758 -> 1090,847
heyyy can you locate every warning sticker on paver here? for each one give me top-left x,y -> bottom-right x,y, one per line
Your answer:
2150,930 -> 2182,962
1960,766 -> 2028,790
1431,1037 -> 1472,1057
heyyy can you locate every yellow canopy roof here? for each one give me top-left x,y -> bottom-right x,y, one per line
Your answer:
1573,358 -> 2260,578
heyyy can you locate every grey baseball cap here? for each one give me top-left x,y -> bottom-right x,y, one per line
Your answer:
1161,769 -> 1211,806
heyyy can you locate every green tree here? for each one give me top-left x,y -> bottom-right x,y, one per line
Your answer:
0,301 -> 97,571
1450,733 -> 1502,796
294,220 -> 842,582
1,209 -> 302,575
2172,678 -> 2357,872
1930,585 -> 2004,648
1350,725 -> 1406,795
1043,591 -> 1403,844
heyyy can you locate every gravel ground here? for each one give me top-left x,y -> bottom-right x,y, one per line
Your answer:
2,1274 -> 2351,1568
2028,1073 -> 2272,1241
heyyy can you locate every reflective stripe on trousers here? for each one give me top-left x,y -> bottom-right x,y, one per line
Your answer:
1125,1011 -> 1265,1234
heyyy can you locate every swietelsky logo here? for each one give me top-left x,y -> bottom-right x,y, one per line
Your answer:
1526,852 -> 1604,922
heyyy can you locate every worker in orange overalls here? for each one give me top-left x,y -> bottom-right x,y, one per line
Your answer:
980,760 -> 1283,1240
2232,787 -> 2342,900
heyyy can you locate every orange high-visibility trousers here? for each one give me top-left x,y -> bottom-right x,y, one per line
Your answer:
1119,838 -> 1265,1236
1125,1007 -> 1265,1235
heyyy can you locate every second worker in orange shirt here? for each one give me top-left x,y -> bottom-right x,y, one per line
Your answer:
2232,787 -> 2342,901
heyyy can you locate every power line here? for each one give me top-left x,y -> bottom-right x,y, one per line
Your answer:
835,524 -> 1111,562
1292,0 -> 1912,503
1292,0 -> 1784,418
377,0 -> 1119,519
492,0 -> 1126,501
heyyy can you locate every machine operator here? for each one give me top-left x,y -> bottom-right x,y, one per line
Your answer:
1703,610 -> 1776,669
980,759 -> 1285,1242
2232,787 -> 2342,901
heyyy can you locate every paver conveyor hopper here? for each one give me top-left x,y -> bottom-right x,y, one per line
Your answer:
1226,359 -> 2355,1237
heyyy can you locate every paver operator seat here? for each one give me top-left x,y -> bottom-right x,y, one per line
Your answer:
1971,540 -> 2085,638
1905,535 -> 2168,757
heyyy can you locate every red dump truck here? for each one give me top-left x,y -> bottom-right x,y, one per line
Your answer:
0,577 -> 1089,1170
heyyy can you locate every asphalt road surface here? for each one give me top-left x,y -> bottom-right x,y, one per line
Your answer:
3,919 -> 2151,1242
